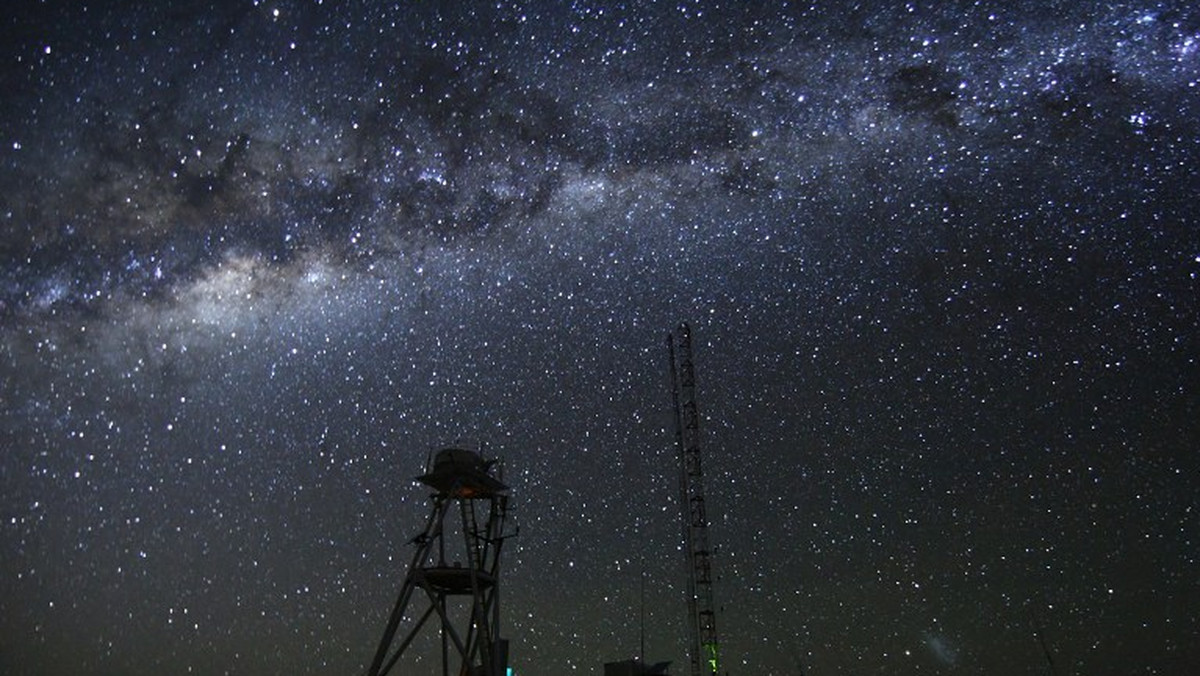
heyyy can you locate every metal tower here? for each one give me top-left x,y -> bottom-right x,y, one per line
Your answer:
367,448 -> 515,676
668,324 -> 721,676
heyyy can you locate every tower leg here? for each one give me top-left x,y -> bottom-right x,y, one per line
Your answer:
369,497 -> 451,676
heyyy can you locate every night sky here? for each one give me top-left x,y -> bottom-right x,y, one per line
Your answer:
2,1 -> 1198,674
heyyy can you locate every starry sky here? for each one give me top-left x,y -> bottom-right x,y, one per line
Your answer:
1,1 -> 1198,674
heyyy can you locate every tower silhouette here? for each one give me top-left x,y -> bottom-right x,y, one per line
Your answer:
367,448 -> 515,676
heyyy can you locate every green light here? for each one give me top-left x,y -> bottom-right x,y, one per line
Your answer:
704,642 -> 719,675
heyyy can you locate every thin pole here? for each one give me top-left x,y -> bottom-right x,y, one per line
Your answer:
1030,609 -> 1058,676
640,556 -> 646,665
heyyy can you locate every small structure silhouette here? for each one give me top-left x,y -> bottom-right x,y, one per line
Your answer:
605,659 -> 672,676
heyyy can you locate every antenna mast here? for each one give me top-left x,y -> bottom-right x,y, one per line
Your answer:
669,323 -> 721,676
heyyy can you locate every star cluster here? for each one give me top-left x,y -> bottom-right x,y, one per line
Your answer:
2,1 -> 1198,674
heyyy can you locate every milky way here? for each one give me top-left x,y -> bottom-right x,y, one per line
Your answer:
2,2 -> 1198,674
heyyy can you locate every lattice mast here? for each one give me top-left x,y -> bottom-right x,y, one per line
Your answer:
668,323 -> 721,676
